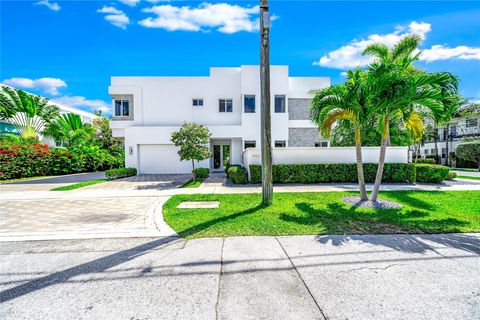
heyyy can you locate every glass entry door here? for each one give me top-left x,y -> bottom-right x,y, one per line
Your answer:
213,144 -> 230,171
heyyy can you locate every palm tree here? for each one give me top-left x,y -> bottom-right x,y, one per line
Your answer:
311,69 -> 369,200
0,86 -> 59,139
44,113 -> 94,147
363,35 -> 458,202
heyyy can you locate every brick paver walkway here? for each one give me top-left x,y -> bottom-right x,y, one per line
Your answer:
85,174 -> 191,190
0,197 -> 157,235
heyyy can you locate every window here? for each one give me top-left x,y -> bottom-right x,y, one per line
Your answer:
244,95 -> 255,113
442,128 -> 447,141
274,95 -> 286,113
192,99 -> 203,106
441,148 -> 447,159
450,125 -> 457,138
315,142 -> 328,147
424,149 -> 429,155
466,118 -> 478,127
431,149 -> 436,155
219,99 -> 233,112
275,140 -> 286,148
115,100 -> 129,117
244,140 -> 256,149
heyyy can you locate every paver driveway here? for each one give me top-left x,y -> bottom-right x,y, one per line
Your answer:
0,197 -> 160,239
84,174 -> 191,190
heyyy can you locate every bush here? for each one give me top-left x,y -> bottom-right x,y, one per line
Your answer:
249,163 -> 416,184
446,171 -> 457,180
193,167 -> 210,179
415,164 -> 450,183
105,167 -> 137,180
226,164 -> 242,179
456,142 -> 480,169
426,154 -> 441,164
228,166 -> 248,184
415,158 -> 435,164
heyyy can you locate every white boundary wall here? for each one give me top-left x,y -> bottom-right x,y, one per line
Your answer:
242,147 -> 409,178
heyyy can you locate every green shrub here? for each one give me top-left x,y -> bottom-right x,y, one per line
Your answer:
426,155 -> 441,164
415,158 -> 435,164
193,167 -> 210,179
249,163 -> 416,184
105,167 -> 137,180
446,171 -> 457,180
415,164 -> 450,183
228,166 -> 248,184
226,164 -> 242,179
456,142 -> 480,169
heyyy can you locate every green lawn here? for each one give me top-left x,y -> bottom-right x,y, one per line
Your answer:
456,176 -> 480,181
180,178 -> 204,188
50,179 -> 108,191
163,191 -> 480,239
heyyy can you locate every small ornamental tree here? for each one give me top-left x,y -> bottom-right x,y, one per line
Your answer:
171,122 -> 212,177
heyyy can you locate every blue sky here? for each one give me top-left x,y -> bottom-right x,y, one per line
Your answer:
1,0 -> 479,114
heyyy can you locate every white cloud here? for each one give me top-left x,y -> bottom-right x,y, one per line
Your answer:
118,0 -> 141,7
34,0 -> 61,12
55,96 -> 111,114
340,72 -> 347,77
3,77 -> 67,95
314,21 -> 431,69
97,6 -> 130,29
139,3 -> 260,33
421,45 -> 480,62
314,21 -> 480,69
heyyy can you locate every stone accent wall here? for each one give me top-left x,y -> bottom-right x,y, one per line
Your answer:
288,98 -> 312,120
111,94 -> 134,121
288,128 -> 323,147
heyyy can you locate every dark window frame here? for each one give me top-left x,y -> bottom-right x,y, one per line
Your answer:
274,95 -> 286,113
244,95 -> 255,113
219,99 -> 233,113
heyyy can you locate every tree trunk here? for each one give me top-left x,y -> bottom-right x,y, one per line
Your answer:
192,159 -> 195,179
370,117 -> 389,202
445,124 -> 450,166
434,123 -> 438,163
355,126 -> 368,201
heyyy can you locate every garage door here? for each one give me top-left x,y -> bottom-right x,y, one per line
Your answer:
138,144 -> 192,174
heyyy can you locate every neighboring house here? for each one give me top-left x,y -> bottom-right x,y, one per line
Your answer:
419,113 -> 480,165
0,84 -> 97,146
109,65 -> 331,174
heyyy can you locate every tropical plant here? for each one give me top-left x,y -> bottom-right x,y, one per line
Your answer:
363,34 -> 458,201
93,116 -> 123,153
456,142 -> 480,169
0,86 -> 59,139
311,69 -> 369,200
171,122 -> 212,177
43,113 -> 96,148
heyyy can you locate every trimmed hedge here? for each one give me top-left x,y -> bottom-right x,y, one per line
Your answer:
446,171 -> 457,180
415,164 -> 450,183
228,165 -> 248,184
105,167 -> 137,180
249,163 -> 416,184
193,167 -> 210,179
415,158 -> 435,165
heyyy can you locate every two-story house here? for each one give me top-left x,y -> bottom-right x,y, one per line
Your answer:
109,65 -> 330,174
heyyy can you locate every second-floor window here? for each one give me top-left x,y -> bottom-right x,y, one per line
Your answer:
466,118 -> 478,127
274,95 -> 286,113
193,99 -> 203,106
244,140 -> 256,149
219,99 -> 233,112
244,95 -> 255,113
115,100 -> 129,117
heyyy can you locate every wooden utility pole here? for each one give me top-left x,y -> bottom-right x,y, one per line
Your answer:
260,0 -> 273,205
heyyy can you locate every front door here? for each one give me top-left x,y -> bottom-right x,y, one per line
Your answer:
213,144 -> 230,171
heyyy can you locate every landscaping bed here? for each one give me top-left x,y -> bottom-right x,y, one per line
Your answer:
163,191 -> 480,238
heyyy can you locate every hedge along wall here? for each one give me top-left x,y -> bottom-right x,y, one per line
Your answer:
249,163 -> 416,184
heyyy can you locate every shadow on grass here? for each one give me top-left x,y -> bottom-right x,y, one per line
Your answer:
278,202 -> 468,235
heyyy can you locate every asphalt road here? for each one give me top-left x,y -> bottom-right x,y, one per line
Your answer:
1,234 -> 479,320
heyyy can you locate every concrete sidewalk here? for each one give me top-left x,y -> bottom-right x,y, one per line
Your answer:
1,234 -> 479,320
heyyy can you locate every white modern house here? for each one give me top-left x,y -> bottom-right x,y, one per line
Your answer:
109,65 -> 409,174
418,113 -> 480,165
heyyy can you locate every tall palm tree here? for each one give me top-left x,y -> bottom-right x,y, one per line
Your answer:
363,35 -> 458,202
311,69 -> 369,200
0,86 -> 59,139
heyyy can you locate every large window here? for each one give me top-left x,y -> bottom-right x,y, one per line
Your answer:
192,99 -> 203,106
219,99 -> 233,112
244,140 -> 256,149
274,95 -> 286,113
244,95 -> 255,113
466,118 -> 478,127
114,100 -> 129,117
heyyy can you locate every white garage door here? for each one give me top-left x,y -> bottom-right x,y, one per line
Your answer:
138,144 -> 192,174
